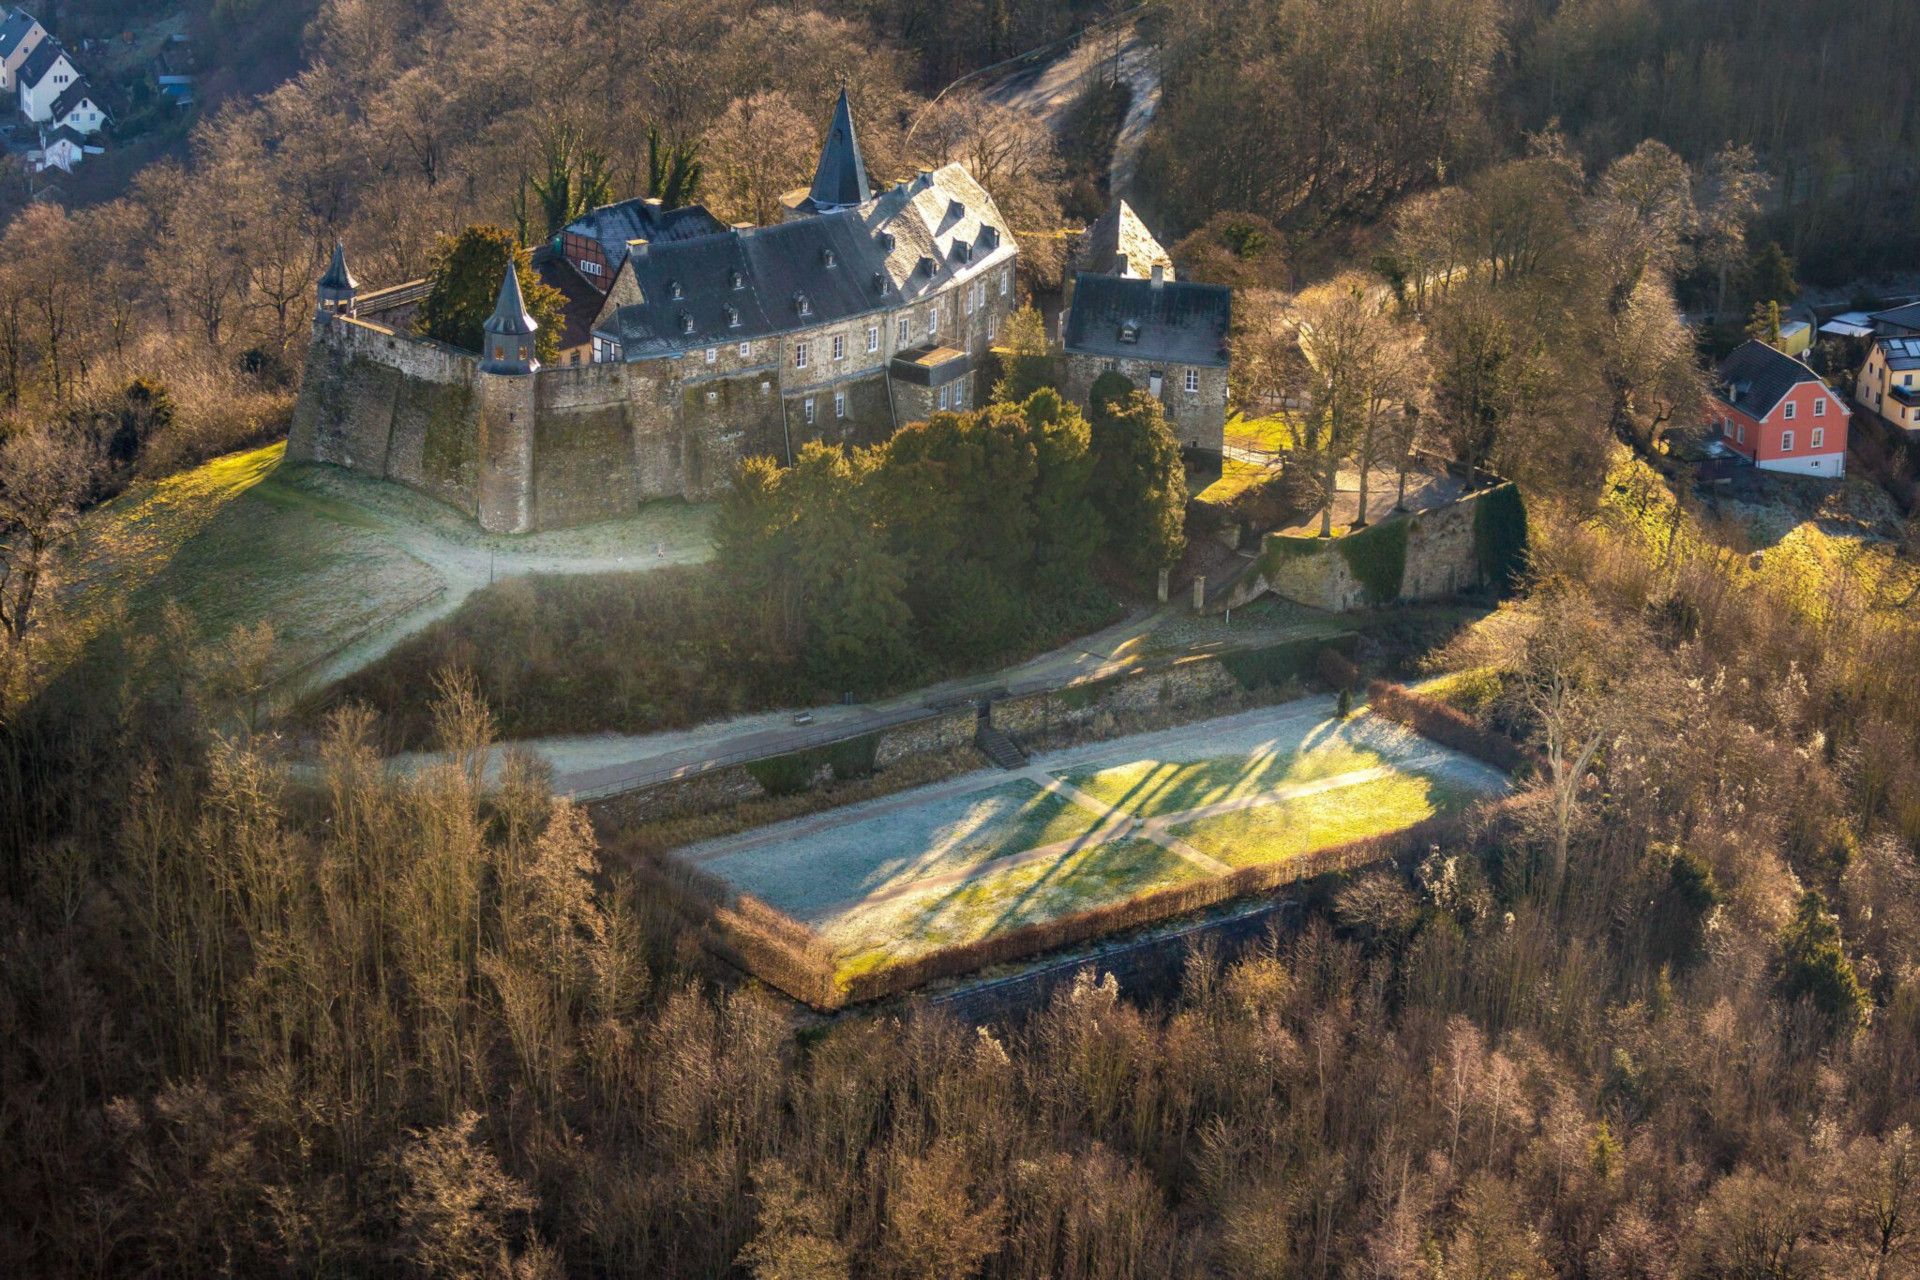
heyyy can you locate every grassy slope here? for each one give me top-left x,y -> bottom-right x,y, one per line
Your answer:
56,442 -> 442,685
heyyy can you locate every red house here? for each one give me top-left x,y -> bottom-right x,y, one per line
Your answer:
1706,340 -> 1850,479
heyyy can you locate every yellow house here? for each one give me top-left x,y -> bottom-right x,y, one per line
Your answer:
1857,335 -> 1920,432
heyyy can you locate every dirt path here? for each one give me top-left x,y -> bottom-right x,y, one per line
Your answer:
983,19 -> 1161,201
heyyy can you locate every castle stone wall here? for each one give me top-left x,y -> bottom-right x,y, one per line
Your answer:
1059,351 -> 1228,454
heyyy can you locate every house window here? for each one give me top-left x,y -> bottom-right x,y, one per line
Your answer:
1811,427 -> 1825,449
804,397 -> 816,424
794,342 -> 809,369
1783,401 -> 1796,420
867,325 -> 878,353
928,308 -> 939,337
833,334 -> 845,361
834,391 -> 847,419
1148,372 -> 1164,396
1781,430 -> 1794,452
897,317 -> 910,345
1813,398 -> 1826,417
705,390 -> 718,403
1736,423 -> 1745,444
938,385 -> 949,410
987,312 -> 997,340
578,259 -> 602,276
1184,369 -> 1199,394
955,381 -> 966,409
705,347 -> 716,364
965,287 -> 974,316
739,342 -> 751,357
999,269 -> 1009,296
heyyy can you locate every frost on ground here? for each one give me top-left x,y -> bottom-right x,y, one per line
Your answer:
684,696 -> 1510,982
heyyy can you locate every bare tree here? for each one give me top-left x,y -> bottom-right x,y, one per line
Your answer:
0,424 -> 93,696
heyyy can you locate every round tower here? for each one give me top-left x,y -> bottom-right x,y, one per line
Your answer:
316,240 -> 358,317
480,260 -> 540,375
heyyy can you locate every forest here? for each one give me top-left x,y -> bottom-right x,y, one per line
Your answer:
1,0 -> 1919,1274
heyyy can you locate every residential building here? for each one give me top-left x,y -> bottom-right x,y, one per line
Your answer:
1058,202 -> 1230,454
1708,339 -> 1850,478
16,37 -> 78,122
1857,335 -> 1920,433
47,77 -> 102,134
0,7 -> 45,92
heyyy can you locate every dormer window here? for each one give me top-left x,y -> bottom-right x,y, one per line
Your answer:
876,231 -> 895,252
729,269 -> 744,290
871,271 -> 887,295
821,247 -> 837,268
725,305 -> 740,329
793,291 -> 811,317
917,256 -> 935,277
1119,321 -> 1140,344
669,279 -> 684,300
946,199 -> 964,223
679,314 -> 695,335
955,242 -> 973,263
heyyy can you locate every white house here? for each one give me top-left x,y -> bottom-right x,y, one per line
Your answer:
47,78 -> 102,134
33,122 -> 83,173
0,8 -> 46,93
16,38 -> 79,123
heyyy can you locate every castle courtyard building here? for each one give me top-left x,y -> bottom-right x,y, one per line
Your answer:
288,90 -> 1017,533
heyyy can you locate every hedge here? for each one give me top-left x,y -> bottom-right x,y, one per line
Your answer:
1366,678 -> 1538,775
745,731 -> 882,796
1218,632 -> 1357,691
1472,482 -> 1528,592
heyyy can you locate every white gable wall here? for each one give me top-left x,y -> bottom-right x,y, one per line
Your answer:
19,51 -> 78,122
0,20 -> 44,90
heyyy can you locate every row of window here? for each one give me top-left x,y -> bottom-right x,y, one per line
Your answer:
792,304 -> 1001,371
1780,397 -> 1826,421
1723,418 -> 1824,452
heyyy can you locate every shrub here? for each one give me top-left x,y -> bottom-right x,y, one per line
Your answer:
1366,678 -> 1535,775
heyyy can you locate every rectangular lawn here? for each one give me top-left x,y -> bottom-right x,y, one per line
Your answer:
1171,773 -> 1478,869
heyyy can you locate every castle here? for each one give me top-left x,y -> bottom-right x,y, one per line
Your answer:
288,91 -> 1018,533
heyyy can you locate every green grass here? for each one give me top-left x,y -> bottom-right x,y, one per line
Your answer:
828,838 -> 1203,981
1194,458 -> 1278,505
1057,740 -> 1394,816
57,442 -> 443,684
1172,773 -> 1476,869
1225,411 -> 1293,454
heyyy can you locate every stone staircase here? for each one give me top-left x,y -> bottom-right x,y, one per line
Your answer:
976,722 -> 1029,770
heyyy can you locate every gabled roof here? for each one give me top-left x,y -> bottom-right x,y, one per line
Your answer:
1074,199 -> 1172,281
598,164 -> 1013,361
1870,301 -> 1920,335
560,197 -> 727,276
1062,273 -> 1231,367
1876,335 -> 1920,373
0,10 -> 42,60
16,38 -> 65,90
41,123 -> 83,149
806,88 -> 870,212
1713,339 -> 1827,420
484,262 -> 537,337
48,79 -> 101,123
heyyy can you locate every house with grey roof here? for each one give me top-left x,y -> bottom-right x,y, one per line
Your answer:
0,8 -> 46,93
1057,201 -> 1230,454
16,36 -> 76,122
46,77 -> 102,134
1708,339 -> 1849,477
289,91 -> 1019,534
1857,332 -> 1920,434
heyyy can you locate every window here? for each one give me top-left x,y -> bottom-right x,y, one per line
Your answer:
1184,369 -> 1200,394
804,397 -> 816,424
938,385 -> 949,410
954,381 -> 966,409
1148,372 -> 1163,397
897,317 -> 910,345
578,259 -> 602,277
999,269 -> 1009,296
1813,398 -> 1826,417
1736,423 -> 1746,444
739,342 -> 751,358
834,391 -> 847,419
965,287 -> 974,316
833,334 -> 845,361
1811,427 -> 1825,449
928,308 -> 939,337
867,325 -> 879,353
987,312 -> 997,340
705,390 -> 717,403
1781,430 -> 1794,452
704,347 -> 716,364
794,342 -> 809,369
1783,401 -> 1796,420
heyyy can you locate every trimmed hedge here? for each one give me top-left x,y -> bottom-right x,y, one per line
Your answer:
745,731 -> 882,796
1335,517 -> 1410,605
1218,632 -> 1357,691
1472,482 -> 1528,592
1366,678 -> 1537,775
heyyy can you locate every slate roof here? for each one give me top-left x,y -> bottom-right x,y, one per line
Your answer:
41,123 -> 82,148
531,246 -> 600,351
319,241 -> 356,290
484,263 -> 537,337
561,198 -> 728,276
48,79 -> 100,123
1870,301 -> 1920,335
1073,199 -> 1171,281
1713,339 -> 1825,420
0,10 -> 40,60
806,88 -> 870,212
598,164 -> 1014,361
1877,335 -> 1920,373
1062,273 -> 1231,367
16,38 -> 63,90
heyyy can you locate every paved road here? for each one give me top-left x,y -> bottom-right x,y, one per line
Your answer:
982,19 -> 1162,202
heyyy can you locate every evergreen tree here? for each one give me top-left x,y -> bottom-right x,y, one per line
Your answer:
1748,240 -> 1797,310
1018,388 -> 1103,605
647,125 -> 705,210
414,226 -> 566,361
990,307 -> 1056,404
1746,299 -> 1783,347
1087,385 -> 1187,583
1779,890 -> 1867,1035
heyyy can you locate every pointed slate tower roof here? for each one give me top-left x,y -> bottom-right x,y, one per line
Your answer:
807,89 -> 871,211
319,240 -> 357,291
484,260 -> 538,337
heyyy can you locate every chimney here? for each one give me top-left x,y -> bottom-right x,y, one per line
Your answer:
1150,264 -> 1165,289
1113,252 -> 1130,276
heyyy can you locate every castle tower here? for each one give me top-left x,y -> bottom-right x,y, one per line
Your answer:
316,240 -> 357,317
806,88 -> 871,214
480,260 -> 540,374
